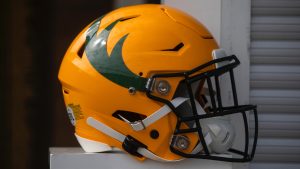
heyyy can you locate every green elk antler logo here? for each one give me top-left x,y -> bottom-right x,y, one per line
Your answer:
85,17 -> 147,91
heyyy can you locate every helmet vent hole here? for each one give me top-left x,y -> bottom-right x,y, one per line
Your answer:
113,110 -> 146,123
202,35 -> 214,39
161,42 -> 184,52
63,90 -> 69,94
77,43 -> 85,58
119,15 -> 140,22
139,72 -> 143,76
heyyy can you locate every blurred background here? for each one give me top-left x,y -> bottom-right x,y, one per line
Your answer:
0,1 -> 160,169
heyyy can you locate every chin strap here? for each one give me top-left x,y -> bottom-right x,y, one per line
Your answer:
87,116 -> 181,162
86,97 -> 213,162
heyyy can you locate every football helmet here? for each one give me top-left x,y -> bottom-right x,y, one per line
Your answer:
58,4 -> 258,162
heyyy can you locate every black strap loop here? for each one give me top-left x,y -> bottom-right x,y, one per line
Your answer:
122,135 -> 147,158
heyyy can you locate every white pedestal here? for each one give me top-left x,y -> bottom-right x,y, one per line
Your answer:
49,147 -> 233,169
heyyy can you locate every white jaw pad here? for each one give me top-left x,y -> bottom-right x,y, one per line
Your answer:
75,133 -> 113,152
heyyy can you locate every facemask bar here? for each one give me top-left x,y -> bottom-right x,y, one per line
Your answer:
145,55 -> 258,162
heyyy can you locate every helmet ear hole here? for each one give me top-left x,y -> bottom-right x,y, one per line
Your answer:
150,130 -> 159,139
112,110 -> 146,122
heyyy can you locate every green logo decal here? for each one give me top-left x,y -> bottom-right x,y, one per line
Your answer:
85,18 -> 147,91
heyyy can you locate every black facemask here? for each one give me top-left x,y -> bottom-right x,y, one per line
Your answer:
145,54 -> 258,162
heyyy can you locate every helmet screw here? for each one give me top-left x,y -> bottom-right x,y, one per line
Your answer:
174,135 -> 190,150
128,87 -> 136,95
156,80 -> 170,95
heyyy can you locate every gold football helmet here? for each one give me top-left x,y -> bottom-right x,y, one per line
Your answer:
58,4 -> 258,162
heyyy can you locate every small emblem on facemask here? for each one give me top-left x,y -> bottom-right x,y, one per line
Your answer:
66,104 -> 84,126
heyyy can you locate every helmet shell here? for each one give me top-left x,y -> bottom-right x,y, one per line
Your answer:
59,4 -> 218,161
